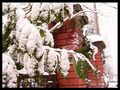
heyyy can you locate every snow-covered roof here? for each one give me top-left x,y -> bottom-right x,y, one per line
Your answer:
86,35 -> 107,46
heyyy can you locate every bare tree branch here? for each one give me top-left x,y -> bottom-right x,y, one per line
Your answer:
81,4 -> 114,18
104,3 -> 117,9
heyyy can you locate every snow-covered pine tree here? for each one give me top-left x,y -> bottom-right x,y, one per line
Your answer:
2,3 -> 98,88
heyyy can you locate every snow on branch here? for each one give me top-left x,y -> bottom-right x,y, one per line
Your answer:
49,10 -> 99,33
44,46 -> 97,73
59,49 -> 70,77
2,3 -> 101,84
2,53 -> 18,88
73,53 -> 97,73
104,3 -> 117,9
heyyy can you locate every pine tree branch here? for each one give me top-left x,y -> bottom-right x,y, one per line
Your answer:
44,46 -> 96,73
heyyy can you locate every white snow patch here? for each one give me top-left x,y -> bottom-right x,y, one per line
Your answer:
23,54 -> 38,77
18,23 -> 35,51
2,53 -> 16,68
2,14 -> 8,34
7,44 -> 17,55
16,18 -> 30,41
47,48 -> 60,73
2,14 -> 8,27
86,35 -> 107,46
40,10 -> 49,19
2,53 -> 18,88
87,35 -> 107,60
18,68 -> 27,74
38,23 -> 54,47
17,52 -> 24,65
30,3 -> 41,21
2,3 -> 10,12
76,53 -> 86,61
41,3 -> 50,11
16,7 -> 25,19
38,51 -> 48,75
7,82 -> 17,88
9,29 -> 16,39
36,47 -> 45,58
44,30 -> 54,47
60,49 -> 70,77
52,3 -> 64,14
26,27 -> 39,54
9,3 -> 17,11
